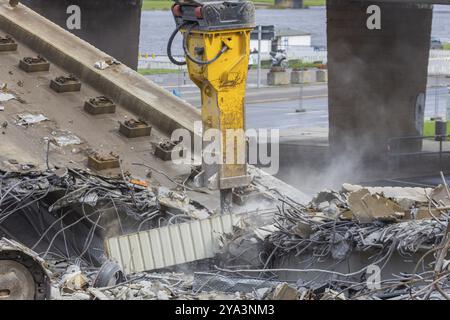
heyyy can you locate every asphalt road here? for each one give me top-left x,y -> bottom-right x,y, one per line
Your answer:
175,87 -> 449,131
175,84 -> 329,130
148,73 -> 450,131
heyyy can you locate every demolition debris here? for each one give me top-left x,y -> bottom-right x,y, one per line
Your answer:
0,167 -> 449,300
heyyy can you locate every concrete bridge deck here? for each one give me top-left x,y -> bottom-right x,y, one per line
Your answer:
0,1 -> 200,137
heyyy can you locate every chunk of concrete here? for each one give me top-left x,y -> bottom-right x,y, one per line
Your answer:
348,189 -> 405,223
271,283 -> 299,300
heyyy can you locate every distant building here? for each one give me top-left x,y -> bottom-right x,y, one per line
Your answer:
272,28 -> 312,51
250,26 -> 320,60
249,38 -> 272,55
249,25 -> 274,57
250,27 -> 312,53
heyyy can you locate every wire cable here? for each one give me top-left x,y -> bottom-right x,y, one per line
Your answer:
167,22 -> 187,66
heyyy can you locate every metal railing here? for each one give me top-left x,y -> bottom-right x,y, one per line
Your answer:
428,49 -> 450,76
138,55 -> 187,70
386,134 -> 450,171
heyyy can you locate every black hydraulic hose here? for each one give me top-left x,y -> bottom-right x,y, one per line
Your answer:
167,22 -> 187,66
183,23 -> 228,66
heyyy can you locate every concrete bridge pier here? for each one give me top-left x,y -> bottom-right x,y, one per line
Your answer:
327,0 -> 433,162
21,0 -> 142,70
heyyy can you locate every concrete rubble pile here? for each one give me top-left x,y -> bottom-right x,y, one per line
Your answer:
268,184 -> 448,258
0,168 -> 211,266
1,168 -> 449,300
239,183 -> 450,300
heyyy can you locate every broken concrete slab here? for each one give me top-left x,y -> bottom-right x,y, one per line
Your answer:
158,187 -> 211,220
61,265 -> 89,293
249,166 -> 310,205
430,184 -> 450,206
347,189 -> 405,223
343,183 -> 432,203
270,283 -> 299,300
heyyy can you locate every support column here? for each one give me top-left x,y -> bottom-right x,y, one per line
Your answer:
21,0 -> 142,70
327,0 -> 433,161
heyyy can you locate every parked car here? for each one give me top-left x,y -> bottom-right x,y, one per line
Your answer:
431,38 -> 444,50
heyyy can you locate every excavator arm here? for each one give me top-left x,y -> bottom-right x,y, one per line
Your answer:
167,0 -> 256,212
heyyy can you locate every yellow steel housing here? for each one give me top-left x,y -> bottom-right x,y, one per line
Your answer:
183,28 -> 252,190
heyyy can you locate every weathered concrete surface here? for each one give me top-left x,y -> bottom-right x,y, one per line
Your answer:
267,70 -> 290,85
20,0 -> 142,70
290,69 -> 316,84
316,69 -> 327,82
0,33 -> 194,188
327,0 -> 432,160
0,1 -> 200,137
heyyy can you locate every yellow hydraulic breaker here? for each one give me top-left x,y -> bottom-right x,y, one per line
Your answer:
167,0 -> 255,212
